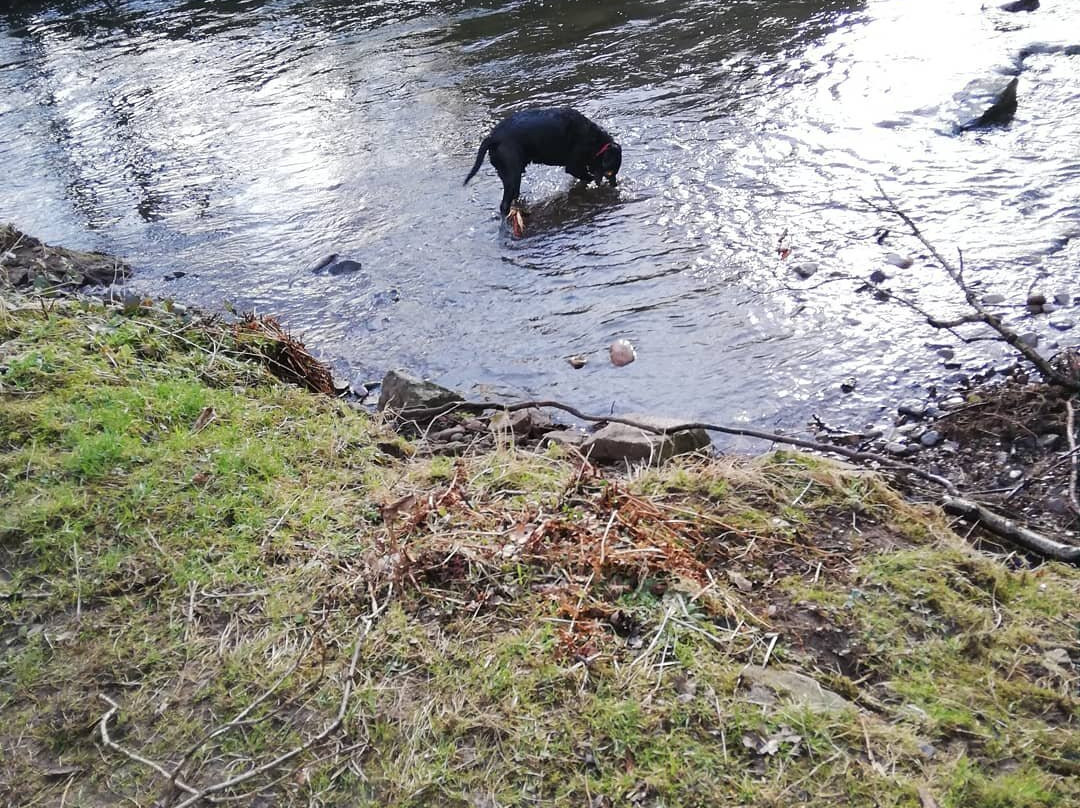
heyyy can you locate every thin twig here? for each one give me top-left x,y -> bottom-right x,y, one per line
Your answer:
97,695 -> 200,797
1067,398 -> 1080,517
872,181 -> 1079,392
171,596 -> 389,808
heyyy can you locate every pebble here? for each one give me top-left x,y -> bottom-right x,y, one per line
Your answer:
1018,332 -> 1039,347
885,441 -> 911,456
1054,292 -> 1071,306
1006,469 -> 1023,481
1038,433 -> 1060,450
941,440 -> 960,454
898,399 -> 927,419
884,253 -> 913,269
609,339 -> 636,367
920,430 -> 942,447
943,396 -> 965,409
1047,497 -> 1071,515
1013,435 -> 1036,453
1050,318 -> 1074,331
869,269 -> 888,284
1041,302 -> 1059,314
1027,293 -> 1047,307
567,354 -> 588,369
982,293 -> 1006,306
794,262 -> 819,279
840,377 -> 857,393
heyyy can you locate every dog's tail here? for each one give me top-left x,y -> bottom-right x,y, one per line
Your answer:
463,136 -> 493,185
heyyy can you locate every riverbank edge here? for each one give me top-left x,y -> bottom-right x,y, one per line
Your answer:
2,234 -> 1078,806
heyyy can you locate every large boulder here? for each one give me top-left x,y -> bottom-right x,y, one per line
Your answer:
581,414 -> 710,465
376,369 -> 463,413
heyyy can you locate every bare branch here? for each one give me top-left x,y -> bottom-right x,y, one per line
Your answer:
97,695 -> 199,797
171,596 -> 390,807
942,497 -> 1080,563
1067,398 -> 1080,517
873,181 -> 1079,392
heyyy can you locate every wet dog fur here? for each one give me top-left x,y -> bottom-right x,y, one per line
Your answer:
464,107 -> 622,215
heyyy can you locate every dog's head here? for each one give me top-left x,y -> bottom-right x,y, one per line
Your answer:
591,141 -> 622,186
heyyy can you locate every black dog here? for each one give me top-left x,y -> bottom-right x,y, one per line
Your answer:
464,107 -> 622,215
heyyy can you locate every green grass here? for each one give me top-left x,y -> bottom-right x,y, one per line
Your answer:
1,291 -> 1078,807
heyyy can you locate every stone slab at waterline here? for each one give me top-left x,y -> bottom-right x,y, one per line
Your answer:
2,223 -> 129,289
376,369 -> 463,413
581,413 -> 711,465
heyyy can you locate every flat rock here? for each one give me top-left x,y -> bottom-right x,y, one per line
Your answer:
897,399 -> 927,419
740,665 -> 855,712
1,223 -> 130,289
542,429 -> 587,449
581,414 -> 710,465
920,430 -> 942,447
490,408 -> 555,439
376,369 -> 463,413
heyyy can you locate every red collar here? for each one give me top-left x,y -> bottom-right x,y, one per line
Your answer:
595,142 -> 613,157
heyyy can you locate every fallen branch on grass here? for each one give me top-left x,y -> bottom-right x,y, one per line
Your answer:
942,497 -> 1080,563
97,593 -> 390,806
394,399 -> 1080,564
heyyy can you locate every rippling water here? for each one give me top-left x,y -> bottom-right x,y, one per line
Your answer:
3,0 -> 1079,435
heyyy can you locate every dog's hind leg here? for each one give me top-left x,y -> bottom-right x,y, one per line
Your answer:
490,144 -> 524,216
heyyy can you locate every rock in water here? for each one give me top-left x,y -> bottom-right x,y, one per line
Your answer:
609,339 -> 636,367
376,369 -> 463,413
1000,0 -> 1038,11
960,77 -> 1018,131
309,253 -> 363,276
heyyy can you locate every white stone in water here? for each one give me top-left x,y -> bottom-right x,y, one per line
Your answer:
885,253 -> 913,269
609,339 -> 636,367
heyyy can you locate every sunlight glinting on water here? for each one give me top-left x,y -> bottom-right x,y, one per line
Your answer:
1,0 -> 1078,434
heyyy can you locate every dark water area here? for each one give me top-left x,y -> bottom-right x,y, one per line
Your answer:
3,0 -> 1079,440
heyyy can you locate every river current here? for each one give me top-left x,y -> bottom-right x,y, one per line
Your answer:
3,0 -> 1079,436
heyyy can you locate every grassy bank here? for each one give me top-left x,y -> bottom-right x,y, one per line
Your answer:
1,292 -> 1077,807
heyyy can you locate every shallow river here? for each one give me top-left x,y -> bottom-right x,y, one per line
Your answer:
3,0 -> 1079,435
